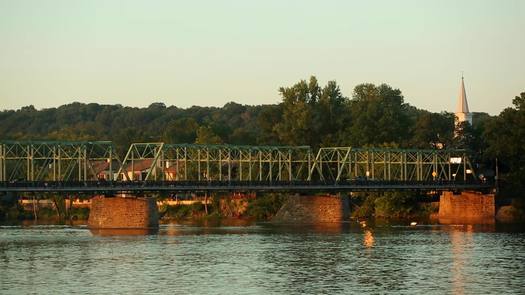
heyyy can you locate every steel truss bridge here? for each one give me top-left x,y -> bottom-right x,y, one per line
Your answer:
0,140 -> 492,193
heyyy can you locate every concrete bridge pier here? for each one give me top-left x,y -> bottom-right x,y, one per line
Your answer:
438,191 -> 495,224
88,195 -> 159,230
272,194 -> 350,223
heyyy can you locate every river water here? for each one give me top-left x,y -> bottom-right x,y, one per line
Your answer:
1,221 -> 524,294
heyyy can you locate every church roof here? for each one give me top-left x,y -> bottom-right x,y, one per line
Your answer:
457,76 -> 470,113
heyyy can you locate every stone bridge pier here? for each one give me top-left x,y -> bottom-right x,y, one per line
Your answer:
272,194 -> 350,223
88,195 -> 159,229
438,191 -> 495,224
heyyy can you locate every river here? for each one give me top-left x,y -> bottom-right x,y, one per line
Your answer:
1,220 -> 524,294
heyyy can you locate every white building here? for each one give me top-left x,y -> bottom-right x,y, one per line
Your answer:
455,76 -> 473,125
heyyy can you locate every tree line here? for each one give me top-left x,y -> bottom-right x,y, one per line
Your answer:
0,76 -> 523,198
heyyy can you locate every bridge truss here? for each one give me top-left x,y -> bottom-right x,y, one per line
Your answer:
0,140 -> 483,192
117,143 -> 475,183
0,140 -> 119,182
308,147 -> 475,182
117,143 -> 312,182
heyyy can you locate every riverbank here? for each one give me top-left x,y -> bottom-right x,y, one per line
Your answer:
158,193 -> 287,221
0,194 -> 288,223
2,193 -> 524,224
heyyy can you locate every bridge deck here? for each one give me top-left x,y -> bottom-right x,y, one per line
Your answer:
0,180 -> 493,194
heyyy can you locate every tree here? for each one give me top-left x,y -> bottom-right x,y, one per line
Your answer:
274,76 -> 349,147
484,92 -> 525,197
256,105 -> 282,145
411,111 -> 454,149
347,83 -> 412,146
316,80 -> 350,146
195,126 -> 223,144
274,76 -> 320,146
163,118 -> 198,143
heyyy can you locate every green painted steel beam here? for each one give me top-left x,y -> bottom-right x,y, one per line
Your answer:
309,146 -> 475,183
318,146 -> 468,153
0,140 -> 113,145
117,142 -> 312,182
0,140 -> 120,182
2,140 -> 478,184
163,143 -> 311,151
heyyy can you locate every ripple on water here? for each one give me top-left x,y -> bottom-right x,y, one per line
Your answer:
0,222 -> 524,294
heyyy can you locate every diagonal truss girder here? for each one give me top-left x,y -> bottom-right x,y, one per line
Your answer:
307,147 -> 475,182
1,140 -> 479,184
0,140 -> 119,182
117,143 -> 312,182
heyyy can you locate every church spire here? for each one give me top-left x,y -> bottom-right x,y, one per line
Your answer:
457,75 -> 470,113
455,75 -> 472,125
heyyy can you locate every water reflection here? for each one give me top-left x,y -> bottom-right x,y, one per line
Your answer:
363,229 -> 375,248
1,220 -> 524,294
265,222 -> 347,234
431,223 -> 496,233
450,225 -> 473,295
161,217 -> 255,227
439,216 -> 495,225
89,228 -> 159,236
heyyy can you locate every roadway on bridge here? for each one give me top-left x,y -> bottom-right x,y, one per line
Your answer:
0,180 -> 493,194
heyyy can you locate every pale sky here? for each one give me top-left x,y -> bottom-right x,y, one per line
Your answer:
1,0 -> 524,114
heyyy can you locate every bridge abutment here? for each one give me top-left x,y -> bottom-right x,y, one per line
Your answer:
88,195 -> 159,229
438,191 -> 495,224
272,194 -> 350,223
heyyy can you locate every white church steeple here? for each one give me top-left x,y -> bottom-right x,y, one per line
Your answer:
455,75 -> 473,125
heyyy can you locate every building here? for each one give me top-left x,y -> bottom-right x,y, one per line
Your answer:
91,159 -> 119,180
120,159 -> 186,181
455,75 -> 473,126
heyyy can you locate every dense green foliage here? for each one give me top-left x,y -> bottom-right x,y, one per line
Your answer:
0,193 -> 30,221
156,194 -> 286,221
246,194 -> 288,220
0,77 -> 479,151
484,92 -> 525,198
350,192 -> 436,219
0,77 -> 523,200
159,203 -> 206,219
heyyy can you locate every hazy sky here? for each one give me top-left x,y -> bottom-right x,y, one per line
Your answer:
1,0 -> 524,114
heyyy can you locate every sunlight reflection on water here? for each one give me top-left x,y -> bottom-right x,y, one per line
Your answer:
0,221 -> 524,294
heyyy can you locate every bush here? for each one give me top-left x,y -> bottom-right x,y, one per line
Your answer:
70,207 -> 90,220
246,193 -> 287,220
351,193 -> 377,218
161,203 -> 207,219
351,192 -> 427,219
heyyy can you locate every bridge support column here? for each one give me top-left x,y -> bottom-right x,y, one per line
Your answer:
272,194 -> 350,223
88,195 -> 159,229
438,191 -> 495,224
